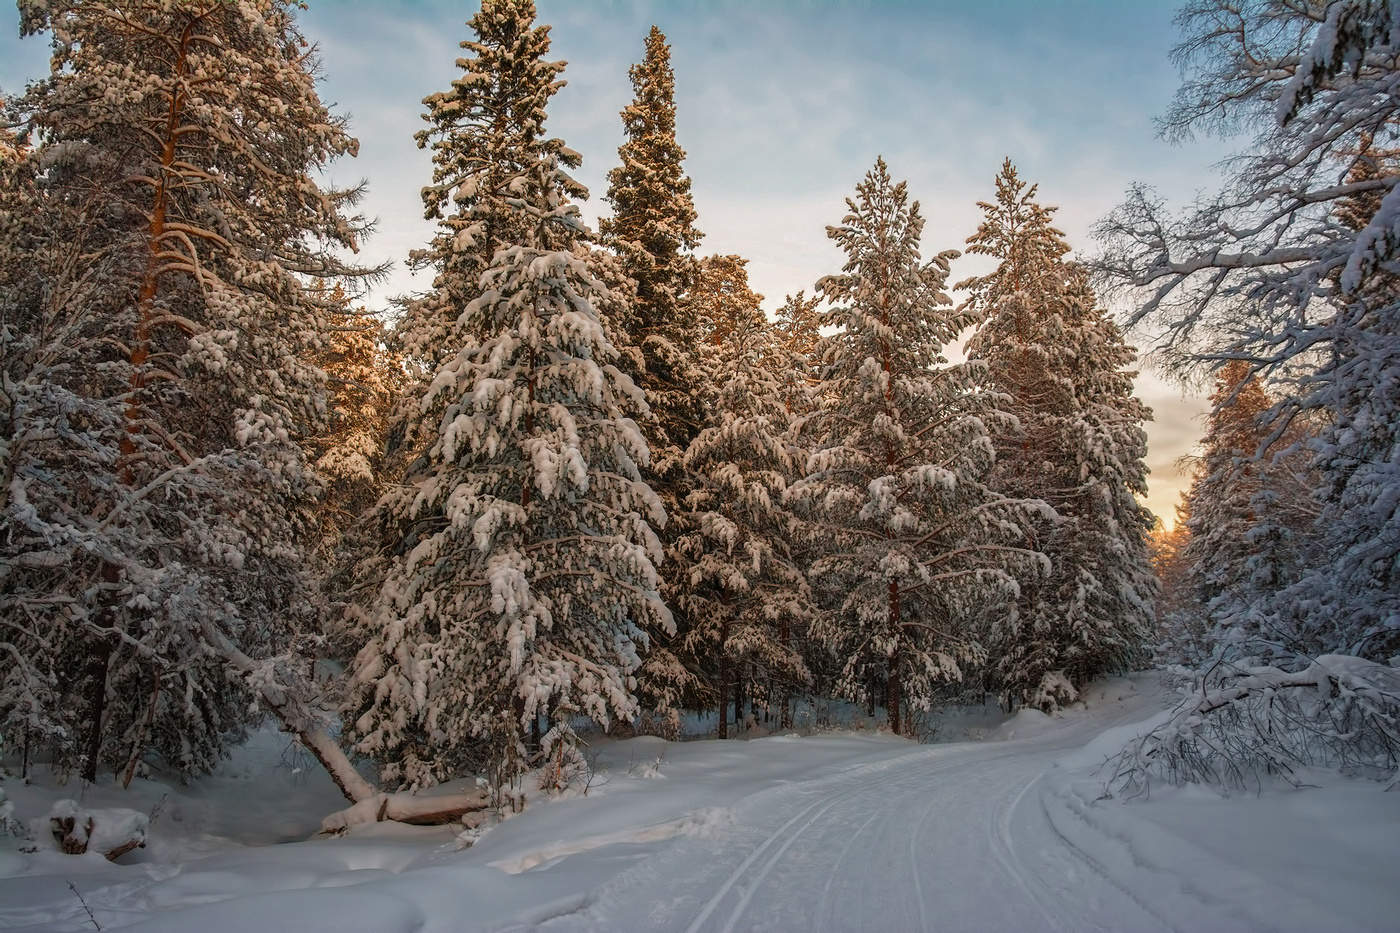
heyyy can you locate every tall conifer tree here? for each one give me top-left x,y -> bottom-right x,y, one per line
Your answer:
601,26 -> 708,711
1181,361 -> 1314,658
678,312 -> 812,737
347,0 -> 668,795
961,160 -> 1153,707
0,0 -> 375,780
792,159 -> 1038,736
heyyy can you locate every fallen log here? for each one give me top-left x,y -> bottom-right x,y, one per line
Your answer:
320,789 -> 491,835
49,800 -> 147,861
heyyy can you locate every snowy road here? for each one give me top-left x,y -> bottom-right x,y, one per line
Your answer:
574,690 -> 1170,933
6,676 -> 1399,932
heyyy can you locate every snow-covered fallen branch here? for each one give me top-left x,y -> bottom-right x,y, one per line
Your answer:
319,789 -> 491,835
1105,654 -> 1400,797
198,617 -> 375,805
202,618 -> 507,832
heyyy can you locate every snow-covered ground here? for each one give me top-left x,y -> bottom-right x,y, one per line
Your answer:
2,673 -> 1397,931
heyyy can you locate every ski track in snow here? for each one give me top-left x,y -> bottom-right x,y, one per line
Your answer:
579,686 -> 1179,933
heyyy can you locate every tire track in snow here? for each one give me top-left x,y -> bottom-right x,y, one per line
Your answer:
907,791 -> 936,931
813,807 -> 883,933
725,745 -> 1028,932
598,679 -> 1173,932
702,748 -> 942,933
718,796 -> 845,933
988,771 -> 1070,932
681,793 -> 836,933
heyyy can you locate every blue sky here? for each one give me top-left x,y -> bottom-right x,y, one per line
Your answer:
0,0 -> 1229,524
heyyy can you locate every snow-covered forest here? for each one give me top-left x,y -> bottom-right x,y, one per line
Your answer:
0,1 -> 1397,930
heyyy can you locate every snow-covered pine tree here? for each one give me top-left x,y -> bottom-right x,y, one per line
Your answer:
670,251 -> 790,731
307,287 -> 400,656
1149,493 -> 1211,666
0,0 -> 376,783
1181,363 -> 1274,623
600,26 -> 708,713
790,159 -> 1040,736
1054,267 -> 1157,683
961,161 -> 1153,709
775,290 -> 822,360
600,25 -> 704,448
1179,361 -> 1315,659
311,289 -> 398,551
1096,0 -> 1400,662
346,0 -> 669,796
678,309 -> 811,737
691,253 -> 764,345
770,291 -> 826,692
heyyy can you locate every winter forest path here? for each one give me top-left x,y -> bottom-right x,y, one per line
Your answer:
7,675 -> 1394,932
572,681 -> 1174,932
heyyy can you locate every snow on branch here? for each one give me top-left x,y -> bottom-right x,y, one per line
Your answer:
1104,654 -> 1400,798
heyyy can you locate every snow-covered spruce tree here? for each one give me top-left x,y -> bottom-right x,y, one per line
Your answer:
600,25 -> 704,446
790,159 -> 1041,737
1149,494 -> 1210,666
600,26 -> 707,713
961,162 -> 1154,709
346,0 -> 669,797
1179,361 -> 1316,659
0,0 -> 376,785
392,3 -> 581,380
672,252 -> 779,731
1056,267 -> 1157,681
1096,0 -> 1400,662
0,102 -> 66,769
308,288 -> 400,655
678,309 -> 812,737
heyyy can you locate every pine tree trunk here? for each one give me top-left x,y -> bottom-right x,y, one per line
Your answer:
734,662 -> 744,732
81,563 -> 121,783
779,620 -> 792,729
80,655 -> 109,783
718,616 -> 730,738
86,16 -> 201,784
887,580 -> 902,737
887,651 -> 902,737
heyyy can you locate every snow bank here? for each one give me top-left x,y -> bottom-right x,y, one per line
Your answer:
1036,670 -> 1400,932
1041,760 -> 1400,931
